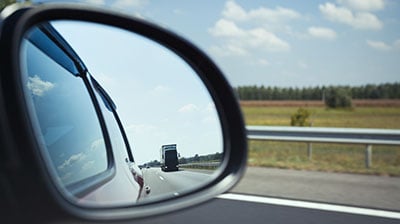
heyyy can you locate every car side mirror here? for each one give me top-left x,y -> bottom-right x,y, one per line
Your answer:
0,3 -> 247,223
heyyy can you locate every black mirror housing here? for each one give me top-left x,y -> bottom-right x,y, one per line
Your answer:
0,3 -> 247,223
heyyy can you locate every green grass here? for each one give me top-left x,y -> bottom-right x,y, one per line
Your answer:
243,106 -> 400,129
242,105 -> 400,175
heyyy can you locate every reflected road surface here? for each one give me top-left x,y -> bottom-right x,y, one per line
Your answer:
141,167 -> 212,200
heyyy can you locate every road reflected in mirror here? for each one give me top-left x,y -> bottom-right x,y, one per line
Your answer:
20,21 -> 223,207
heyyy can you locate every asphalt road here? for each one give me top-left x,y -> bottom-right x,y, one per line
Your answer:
130,166 -> 400,224
232,167 -> 400,211
133,198 -> 399,224
140,167 -> 213,202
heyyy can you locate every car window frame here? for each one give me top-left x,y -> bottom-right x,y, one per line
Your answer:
90,76 -> 136,163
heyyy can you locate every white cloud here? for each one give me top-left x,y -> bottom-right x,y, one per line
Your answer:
209,19 -> 246,37
248,28 -> 290,51
366,40 -> 390,51
222,0 -> 300,23
366,39 -> 400,51
224,44 -> 248,55
209,44 -> 248,57
209,19 -> 290,56
84,0 -> 106,5
337,0 -> 385,11
209,1 -> 296,58
90,139 -> 104,151
82,160 -> 95,171
308,26 -> 337,40
58,152 -> 86,171
27,75 -> 55,97
222,1 -> 248,21
113,0 -> 147,9
319,2 -> 383,30
247,6 -> 301,22
178,104 -> 199,113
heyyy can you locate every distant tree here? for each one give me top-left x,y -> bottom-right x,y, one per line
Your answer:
293,87 -> 300,100
212,152 -> 222,161
272,87 -> 280,100
392,83 -> 400,98
179,157 -> 187,164
325,87 -> 353,108
146,160 -> 160,167
291,108 -> 312,126
235,83 -> 400,101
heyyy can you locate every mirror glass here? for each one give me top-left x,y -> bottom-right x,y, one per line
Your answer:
19,20 -> 223,207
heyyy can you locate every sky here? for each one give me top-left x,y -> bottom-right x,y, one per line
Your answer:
32,0 -> 400,88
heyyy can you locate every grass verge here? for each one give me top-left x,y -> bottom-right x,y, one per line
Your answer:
248,141 -> 400,176
242,102 -> 400,175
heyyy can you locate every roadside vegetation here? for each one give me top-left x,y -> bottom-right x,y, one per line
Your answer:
235,83 -> 400,101
242,102 -> 400,129
248,141 -> 400,176
242,99 -> 400,176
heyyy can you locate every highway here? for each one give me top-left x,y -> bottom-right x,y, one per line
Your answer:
132,166 -> 400,224
233,167 -> 400,211
133,198 -> 399,224
140,167 -> 213,202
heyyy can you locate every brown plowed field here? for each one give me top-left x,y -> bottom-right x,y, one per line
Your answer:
240,99 -> 400,107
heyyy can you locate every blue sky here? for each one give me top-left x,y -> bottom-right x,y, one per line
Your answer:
34,0 -> 400,87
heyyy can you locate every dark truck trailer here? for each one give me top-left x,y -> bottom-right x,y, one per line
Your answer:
160,144 -> 179,172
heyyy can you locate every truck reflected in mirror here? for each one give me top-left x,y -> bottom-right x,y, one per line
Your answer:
160,144 -> 179,172
137,143 -> 223,201
20,20 -> 224,207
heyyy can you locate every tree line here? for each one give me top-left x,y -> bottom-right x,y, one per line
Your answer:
178,152 -> 222,164
143,152 -> 222,167
235,83 -> 400,101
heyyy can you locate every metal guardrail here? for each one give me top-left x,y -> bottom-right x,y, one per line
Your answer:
247,126 -> 400,168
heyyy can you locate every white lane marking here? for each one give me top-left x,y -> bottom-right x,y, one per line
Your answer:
159,176 -> 165,181
174,192 -> 180,196
217,193 -> 400,220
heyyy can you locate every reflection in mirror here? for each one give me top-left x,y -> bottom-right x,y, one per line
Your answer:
19,21 -> 223,207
